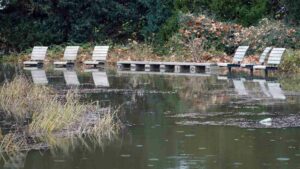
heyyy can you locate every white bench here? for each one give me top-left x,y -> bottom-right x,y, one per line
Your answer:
84,46 -> 109,67
23,46 -> 48,67
217,46 -> 249,72
54,46 -> 79,67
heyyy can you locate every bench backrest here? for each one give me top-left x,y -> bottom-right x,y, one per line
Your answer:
233,46 -> 249,63
92,46 -> 109,61
267,48 -> 285,66
64,46 -> 79,61
259,47 -> 272,64
31,46 -> 48,61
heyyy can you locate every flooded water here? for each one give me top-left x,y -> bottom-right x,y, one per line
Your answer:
0,64 -> 300,169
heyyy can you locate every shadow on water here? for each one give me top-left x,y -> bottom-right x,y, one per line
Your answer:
0,64 -> 300,169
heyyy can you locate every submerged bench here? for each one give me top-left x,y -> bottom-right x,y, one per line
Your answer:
117,61 -> 216,73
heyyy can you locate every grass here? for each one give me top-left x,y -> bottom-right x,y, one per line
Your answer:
280,75 -> 300,92
0,75 -> 122,156
29,91 -> 85,133
0,76 -> 52,119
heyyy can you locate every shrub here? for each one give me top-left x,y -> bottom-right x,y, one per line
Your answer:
239,18 -> 300,52
167,14 -> 300,58
279,49 -> 300,73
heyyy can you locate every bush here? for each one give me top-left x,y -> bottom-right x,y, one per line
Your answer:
153,12 -> 180,54
239,19 -> 300,52
167,14 -> 300,58
279,49 -> 300,73
173,0 -> 271,26
0,0 -> 177,53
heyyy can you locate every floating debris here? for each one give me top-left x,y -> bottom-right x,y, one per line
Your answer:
172,111 -> 300,128
259,118 -> 272,126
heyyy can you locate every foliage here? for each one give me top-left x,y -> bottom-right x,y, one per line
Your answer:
239,18 -> 300,51
173,0 -> 271,26
168,14 -> 300,57
279,49 -> 300,73
209,0 -> 270,26
1,0 -> 300,62
283,0 -> 300,25
0,0 -> 176,53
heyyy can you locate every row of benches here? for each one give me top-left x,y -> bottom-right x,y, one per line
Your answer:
217,46 -> 285,75
23,46 -> 109,67
24,46 -> 286,76
116,46 -> 285,75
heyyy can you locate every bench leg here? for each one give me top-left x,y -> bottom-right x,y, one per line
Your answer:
37,63 -> 43,68
265,69 -> 268,77
250,68 -> 254,76
228,66 -> 232,75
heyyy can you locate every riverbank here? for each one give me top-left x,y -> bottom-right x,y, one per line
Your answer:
1,42 -> 299,73
1,15 -> 300,73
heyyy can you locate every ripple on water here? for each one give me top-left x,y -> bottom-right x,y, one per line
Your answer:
120,154 -> 131,158
185,134 -> 195,137
136,144 -> 143,148
276,157 -> 290,161
198,147 -> 207,150
233,162 -> 243,166
148,158 -> 159,161
205,155 -> 216,158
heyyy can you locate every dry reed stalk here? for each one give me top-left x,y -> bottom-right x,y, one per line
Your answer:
0,75 -> 122,156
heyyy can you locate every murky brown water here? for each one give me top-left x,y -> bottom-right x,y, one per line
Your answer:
0,64 -> 300,169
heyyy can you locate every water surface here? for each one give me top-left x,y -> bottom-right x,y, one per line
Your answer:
0,64 -> 300,169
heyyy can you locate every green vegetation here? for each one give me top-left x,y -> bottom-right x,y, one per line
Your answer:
0,0 -> 299,72
0,75 -> 121,155
279,50 -> 300,73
